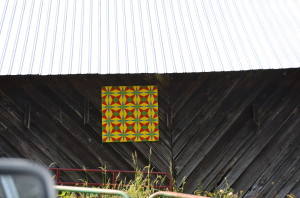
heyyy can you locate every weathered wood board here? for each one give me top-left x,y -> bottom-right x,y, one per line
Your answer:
0,69 -> 299,197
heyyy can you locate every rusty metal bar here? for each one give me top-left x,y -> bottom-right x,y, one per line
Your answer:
54,182 -> 171,189
55,185 -> 131,198
112,171 -> 116,185
55,169 -> 60,184
149,191 -> 209,198
167,173 -> 173,191
49,168 -> 172,190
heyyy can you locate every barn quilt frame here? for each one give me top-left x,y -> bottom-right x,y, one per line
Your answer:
101,86 -> 159,142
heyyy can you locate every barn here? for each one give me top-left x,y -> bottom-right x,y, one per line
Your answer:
0,0 -> 300,197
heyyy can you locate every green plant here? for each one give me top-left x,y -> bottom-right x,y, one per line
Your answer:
194,179 -> 242,198
195,188 -> 242,198
57,150 -> 168,198
118,151 -> 167,197
167,161 -> 186,193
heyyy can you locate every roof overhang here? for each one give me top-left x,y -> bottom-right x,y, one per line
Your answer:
1,0 -> 300,75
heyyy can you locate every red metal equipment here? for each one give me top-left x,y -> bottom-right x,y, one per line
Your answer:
49,168 -> 173,191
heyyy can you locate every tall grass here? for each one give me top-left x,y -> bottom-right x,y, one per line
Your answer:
57,151 -> 295,198
57,151 -> 168,198
112,152 -> 166,197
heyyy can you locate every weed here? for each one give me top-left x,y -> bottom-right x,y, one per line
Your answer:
57,150 -> 168,198
194,178 -> 242,198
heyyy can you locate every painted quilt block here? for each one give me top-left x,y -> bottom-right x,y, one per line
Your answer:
101,86 -> 159,142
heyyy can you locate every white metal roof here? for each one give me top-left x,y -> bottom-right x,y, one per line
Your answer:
1,0 -> 300,75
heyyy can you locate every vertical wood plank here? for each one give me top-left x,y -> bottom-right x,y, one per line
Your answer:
24,101 -> 31,129
84,97 -> 89,125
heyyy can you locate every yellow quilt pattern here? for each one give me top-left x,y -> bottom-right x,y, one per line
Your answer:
101,86 -> 159,142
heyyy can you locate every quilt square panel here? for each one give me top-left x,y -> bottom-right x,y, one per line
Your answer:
101,86 -> 159,142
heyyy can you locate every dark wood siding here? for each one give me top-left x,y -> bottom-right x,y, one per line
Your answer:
170,70 -> 300,197
0,69 -> 299,197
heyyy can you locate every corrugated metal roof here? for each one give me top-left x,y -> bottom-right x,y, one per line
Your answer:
1,0 -> 300,75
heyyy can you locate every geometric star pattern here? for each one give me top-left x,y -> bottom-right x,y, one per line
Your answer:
101,86 -> 159,142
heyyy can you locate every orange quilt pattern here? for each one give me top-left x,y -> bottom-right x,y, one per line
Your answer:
101,86 -> 159,142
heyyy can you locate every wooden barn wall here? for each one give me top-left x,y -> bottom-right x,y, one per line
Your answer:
0,74 -> 172,182
0,69 -> 299,197
170,69 -> 300,197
